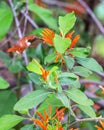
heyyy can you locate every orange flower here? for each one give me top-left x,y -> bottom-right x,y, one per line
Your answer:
54,108 -> 66,121
69,35 -> 80,49
66,30 -> 80,49
33,118 -> 47,130
31,106 -> 65,130
55,52 -> 62,62
40,67 -> 50,81
41,28 -> 55,45
66,30 -> 75,39
95,120 -> 104,130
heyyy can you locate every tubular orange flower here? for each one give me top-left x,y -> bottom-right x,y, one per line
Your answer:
40,67 -> 50,81
66,30 -> 75,39
59,125 -> 64,130
44,109 -> 49,123
95,125 -> 103,130
54,108 -> 66,121
31,106 -> 65,130
65,30 -> 80,50
36,111 -> 45,121
55,52 -> 62,62
41,28 -> 55,45
56,122 -> 64,130
95,120 -> 104,130
70,35 -> 80,49
99,120 -> 104,128
33,118 -> 47,130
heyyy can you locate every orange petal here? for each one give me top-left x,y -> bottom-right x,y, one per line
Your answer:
95,125 -> 103,130
33,119 -> 47,130
54,108 -> 66,120
48,105 -> 52,116
55,53 -> 61,62
99,120 -> 104,128
65,30 -> 75,39
36,111 -> 45,121
44,109 -> 49,121
41,28 -> 55,45
40,67 -> 50,81
70,35 -> 80,49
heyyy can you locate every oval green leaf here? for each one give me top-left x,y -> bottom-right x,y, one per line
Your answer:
27,59 -> 42,75
59,12 -> 76,37
0,115 -> 24,130
54,34 -> 71,54
0,77 -> 9,89
65,88 -> 93,106
14,90 -> 51,111
0,1 -> 13,40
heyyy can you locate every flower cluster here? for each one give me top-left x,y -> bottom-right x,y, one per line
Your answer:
41,28 -> 80,49
31,106 -> 66,130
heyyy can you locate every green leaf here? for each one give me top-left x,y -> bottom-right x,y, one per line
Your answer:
0,77 -> 9,89
78,105 -> 96,118
14,90 -> 51,111
76,58 -> 103,73
64,56 -> 75,69
65,88 -> 93,106
27,59 -> 42,75
28,73 -> 42,87
44,53 -> 56,64
37,94 -> 63,114
71,47 -> 91,58
0,51 -> 10,60
28,4 -> 57,30
58,72 -> 80,88
0,90 -> 17,116
0,1 -> 13,40
72,66 -> 92,77
8,61 -> 23,73
59,12 -> 76,37
20,124 -> 35,130
0,115 -> 24,130
56,93 -> 70,108
54,34 -> 71,54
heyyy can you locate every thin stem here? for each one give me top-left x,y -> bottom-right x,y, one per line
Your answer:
8,0 -> 33,91
42,0 -> 104,35
68,116 -> 104,128
20,10 -> 39,29
77,0 -> 104,35
42,0 -> 83,13
80,79 -> 104,86
22,2 -> 28,35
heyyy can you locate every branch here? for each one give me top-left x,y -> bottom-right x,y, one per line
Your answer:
8,0 -> 33,91
80,79 -> 104,86
77,0 -> 104,35
42,0 -> 84,13
42,0 -> 104,35
21,10 -> 39,29
68,116 -> 104,128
